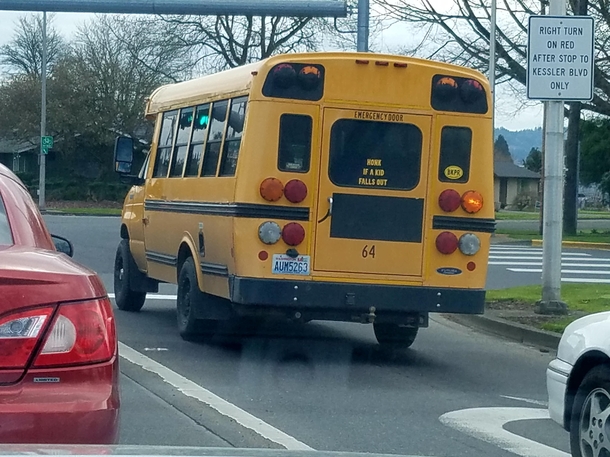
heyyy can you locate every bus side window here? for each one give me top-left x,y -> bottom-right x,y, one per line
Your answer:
438,127 -> 472,183
184,104 -> 210,177
219,96 -> 248,177
277,114 -> 312,173
201,100 -> 228,177
169,107 -> 194,177
153,110 -> 178,178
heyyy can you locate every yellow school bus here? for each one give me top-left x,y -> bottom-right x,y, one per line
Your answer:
113,52 -> 495,348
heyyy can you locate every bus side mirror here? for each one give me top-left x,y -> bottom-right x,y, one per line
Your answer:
114,137 -> 134,175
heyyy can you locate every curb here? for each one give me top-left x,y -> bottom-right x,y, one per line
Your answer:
445,313 -> 561,350
531,239 -> 610,250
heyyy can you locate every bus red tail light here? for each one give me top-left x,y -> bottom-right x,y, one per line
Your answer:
272,64 -> 297,89
436,232 -> 458,255
0,307 -> 54,369
460,79 -> 485,104
438,189 -> 461,212
34,298 -> 116,368
282,222 -> 305,246
284,179 -> 307,203
260,177 -> 284,202
461,190 -> 484,214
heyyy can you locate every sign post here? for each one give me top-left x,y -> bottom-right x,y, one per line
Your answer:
527,9 -> 594,313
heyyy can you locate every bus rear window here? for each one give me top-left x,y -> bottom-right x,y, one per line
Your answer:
278,114 -> 312,173
438,127 -> 472,183
329,120 -> 422,190
263,63 -> 324,101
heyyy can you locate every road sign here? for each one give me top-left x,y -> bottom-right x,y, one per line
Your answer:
527,15 -> 594,101
41,135 -> 53,155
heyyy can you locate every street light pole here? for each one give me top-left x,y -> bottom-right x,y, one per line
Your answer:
539,0 -> 567,314
357,0 -> 369,52
38,11 -> 47,211
489,0 -> 496,126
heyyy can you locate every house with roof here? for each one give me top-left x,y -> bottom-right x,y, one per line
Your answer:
0,138 -> 37,174
494,161 -> 541,210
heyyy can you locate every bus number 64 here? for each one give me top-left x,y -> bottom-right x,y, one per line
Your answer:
361,245 -> 376,259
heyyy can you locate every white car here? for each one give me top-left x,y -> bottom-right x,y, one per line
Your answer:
547,311 -> 610,457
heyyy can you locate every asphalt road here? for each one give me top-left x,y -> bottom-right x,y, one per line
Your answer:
45,215 -> 572,457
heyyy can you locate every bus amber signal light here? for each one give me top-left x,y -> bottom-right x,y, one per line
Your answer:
435,231 -> 458,255
299,66 -> 322,90
461,191 -> 484,214
438,189 -> 461,212
284,179 -> 307,203
282,222 -> 305,246
260,177 -> 284,202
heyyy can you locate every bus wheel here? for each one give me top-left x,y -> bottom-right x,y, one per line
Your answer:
114,239 -> 146,312
177,257 -> 217,342
373,323 -> 418,349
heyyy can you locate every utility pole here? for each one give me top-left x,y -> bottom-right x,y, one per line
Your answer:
38,11 -> 47,211
357,0 -> 369,52
564,0 -> 588,235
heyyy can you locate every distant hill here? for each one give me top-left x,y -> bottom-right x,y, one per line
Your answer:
494,127 -> 543,164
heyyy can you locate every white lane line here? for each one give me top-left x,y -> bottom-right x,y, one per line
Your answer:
500,395 -> 548,407
562,278 -> 610,283
440,407 -> 568,457
490,262 -> 610,267
118,342 -> 313,451
490,252 -> 589,257
489,256 -> 599,260
108,293 -> 177,300
508,268 -> 610,275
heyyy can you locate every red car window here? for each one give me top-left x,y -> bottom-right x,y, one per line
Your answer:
0,195 -> 13,246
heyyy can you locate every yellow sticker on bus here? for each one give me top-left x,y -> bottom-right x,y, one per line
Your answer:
444,165 -> 464,180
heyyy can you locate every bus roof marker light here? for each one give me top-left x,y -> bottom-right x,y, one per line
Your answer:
438,189 -> 461,212
436,232 -> 459,255
355,59 -> 369,65
260,177 -> 284,202
461,190 -> 484,214
375,61 -> 389,66
393,62 -> 408,68
284,179 -> 307,204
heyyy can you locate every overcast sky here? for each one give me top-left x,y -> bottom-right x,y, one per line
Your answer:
0,11 -> 544,131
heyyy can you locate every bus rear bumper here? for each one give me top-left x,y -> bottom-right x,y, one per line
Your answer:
229,276 -> 484,323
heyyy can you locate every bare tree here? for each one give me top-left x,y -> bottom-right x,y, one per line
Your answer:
0,14 -> 66,77
377,0 -> 610,116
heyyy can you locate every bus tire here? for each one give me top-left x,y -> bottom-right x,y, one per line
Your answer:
373,323 -> 418,349
177,257 -> 217,342
114,239 -> 147,312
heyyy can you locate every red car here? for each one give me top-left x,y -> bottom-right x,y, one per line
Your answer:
0,164 -> 119,444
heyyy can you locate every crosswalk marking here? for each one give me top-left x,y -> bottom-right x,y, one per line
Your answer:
490,245 -> 610,283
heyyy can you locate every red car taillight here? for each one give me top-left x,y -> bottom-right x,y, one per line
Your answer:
34,298 -> 116,368
0,307 -> 54,369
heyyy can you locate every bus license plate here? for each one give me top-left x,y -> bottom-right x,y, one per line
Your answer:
271,255 -> 310,275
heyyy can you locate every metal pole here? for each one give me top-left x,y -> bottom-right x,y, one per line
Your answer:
38,11 -> 47,211
357,0 -> 369,52
539,0 -> 567,313
489,0 -> 497,125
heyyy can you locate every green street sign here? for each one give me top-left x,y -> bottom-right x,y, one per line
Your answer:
41,136 -> 53,155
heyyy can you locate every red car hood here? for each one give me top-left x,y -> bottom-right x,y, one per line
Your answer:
0,245 -> 107,314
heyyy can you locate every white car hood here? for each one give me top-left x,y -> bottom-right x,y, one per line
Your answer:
558,311 -> 610,365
